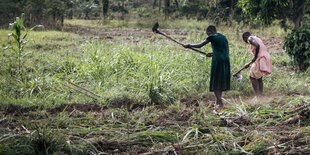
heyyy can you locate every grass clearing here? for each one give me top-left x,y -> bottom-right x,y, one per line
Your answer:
0,19 -> 309,154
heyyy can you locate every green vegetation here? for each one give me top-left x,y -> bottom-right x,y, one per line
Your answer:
238,0 -> 310,28
283,25 -> 310,71
1,17 -> 310,154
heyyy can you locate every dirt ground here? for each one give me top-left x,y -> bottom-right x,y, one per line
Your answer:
64,24 -> 284,51
1,94 -> 309,154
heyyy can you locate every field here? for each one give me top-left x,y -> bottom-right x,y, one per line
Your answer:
1,19 -> 310,154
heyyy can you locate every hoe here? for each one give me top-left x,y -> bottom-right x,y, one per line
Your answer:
233,61 -> 253,80
152,22 -> 212,57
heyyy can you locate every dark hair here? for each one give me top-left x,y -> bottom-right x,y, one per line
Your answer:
206,25 -> 217,33
242,32 -> 251,38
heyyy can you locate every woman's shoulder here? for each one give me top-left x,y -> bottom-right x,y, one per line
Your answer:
211,33 -> 224,37
207,33 -> 226,39
249,36 -> 265,45
249,36 -> 262,41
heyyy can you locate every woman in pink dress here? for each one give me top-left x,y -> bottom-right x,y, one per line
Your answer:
242,32 -> 272,96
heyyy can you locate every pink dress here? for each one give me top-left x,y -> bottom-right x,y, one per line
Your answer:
248,36 -> 272,79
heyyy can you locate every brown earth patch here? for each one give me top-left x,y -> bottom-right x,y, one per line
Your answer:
181,96 -> 214,108
153,108 -> 195,128
180,98 -> 200,107
3,104 -> 35,116
95,139 -> 128,153
64,24 -> 154,40
93,139 -> 151,154
47,99 -> 144,114
286,148 -> 310,155
63,24 -> 188,43
48,103 -> 105,114
108,98 -> 145,111
261,36 -> 285,51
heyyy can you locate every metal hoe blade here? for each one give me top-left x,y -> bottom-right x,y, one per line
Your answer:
235,72 -> 243,80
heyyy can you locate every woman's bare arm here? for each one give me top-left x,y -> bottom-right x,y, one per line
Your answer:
248,37 -> 260,62
183,39 -> 209,48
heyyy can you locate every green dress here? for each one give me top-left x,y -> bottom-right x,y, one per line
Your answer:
206,33 -> 230,91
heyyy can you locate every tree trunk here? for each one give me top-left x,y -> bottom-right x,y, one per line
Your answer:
174,0 -> 178,7
85,11 -> 90,19
53,13 -> 56,29
102,0 -> 109,19
164,0 -> 170,19
165,0 -> 170,9
121,0 -> 125,20
159,0 -> 162,13
61,14 -> 64,29
229,0 -> 235,26
153,0 -> 157,9
292,0 -> 306,28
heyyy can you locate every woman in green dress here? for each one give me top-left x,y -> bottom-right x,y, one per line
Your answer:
183,25 -> 231,109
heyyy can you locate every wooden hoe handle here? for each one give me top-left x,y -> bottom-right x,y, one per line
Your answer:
155,30 -> 209,56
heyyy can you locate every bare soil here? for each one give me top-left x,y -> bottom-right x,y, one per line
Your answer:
64,24 -> 284,52
64,24 -> 154,41
261,36 -> 285,51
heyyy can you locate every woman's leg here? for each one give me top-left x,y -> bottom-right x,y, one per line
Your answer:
214,90 -> 223,108
250,76 -> 260,96
257,77 -> 263,95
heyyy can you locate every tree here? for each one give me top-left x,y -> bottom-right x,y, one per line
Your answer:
70,0 -> 99,19
174,0 -> 178,7
121,0 -> 125,20
153,0 -> 157,9
238,0 -> 310,28
83,0 -> 98,19
204,0 -> 243,24
179,0 -> 208,19
45,0 -> 66,29
158,0 -> 162,13
164,0 -> 170,18
102,0 -> 109,19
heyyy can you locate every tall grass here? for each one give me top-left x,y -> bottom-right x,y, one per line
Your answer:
0,19 -> 307,108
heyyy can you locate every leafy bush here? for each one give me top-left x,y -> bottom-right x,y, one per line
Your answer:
283,26 -> 310,71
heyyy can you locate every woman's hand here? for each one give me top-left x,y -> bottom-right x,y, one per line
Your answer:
206,52 -> 213,57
